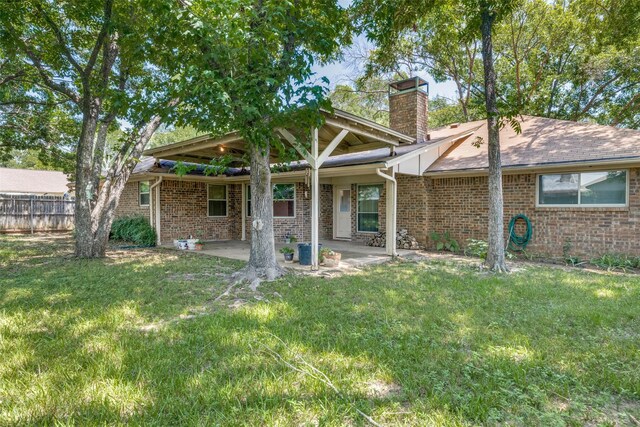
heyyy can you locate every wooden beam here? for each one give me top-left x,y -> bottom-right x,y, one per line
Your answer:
348,132 -> 365,146
166,154 -> 216,162
146,133 -> 244,158
344,141 -> 390,154
324,117 -> 401,146
276,128 -> 315,167
316,129 -> 348,167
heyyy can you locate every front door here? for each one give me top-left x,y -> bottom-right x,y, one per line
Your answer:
334,185 -> 351,239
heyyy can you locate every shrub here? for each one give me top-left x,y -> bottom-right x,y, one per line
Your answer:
465,239 -> 488,259
109,216 -> 157,246
591,253 -> 640,271
430,231 -> 460,252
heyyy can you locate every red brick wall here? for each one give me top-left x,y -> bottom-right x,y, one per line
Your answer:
158,180 -> 241,243
396,175 -> 429,244
115,181 -> 150,220
389,89 -> 428,143
118,179 -> 336,245
427,169 -> 640,257
320,184 -> 333,240
245,182 -> 314,243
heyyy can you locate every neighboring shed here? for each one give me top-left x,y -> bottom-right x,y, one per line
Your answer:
0,167 -> 71,196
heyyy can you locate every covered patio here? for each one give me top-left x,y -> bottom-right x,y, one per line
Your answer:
144,108 -> 416,270
187,239 -> 416,270
141,88 -> 473,269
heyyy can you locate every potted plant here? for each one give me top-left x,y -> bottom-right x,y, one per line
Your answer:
320,247 -> 341,267
284,234 -> 298,244
194,239 -> 204,251
187,234 -> 197,250
177,238 -> 188,250
279,246 -> 295,263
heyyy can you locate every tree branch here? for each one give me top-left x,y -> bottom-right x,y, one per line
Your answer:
85,0 -> 114,76
574,73 -> 621,119
612,91 -> 640,126
0,69 -> 26,87
18,42 -> 80,103
34,2 -> 84,75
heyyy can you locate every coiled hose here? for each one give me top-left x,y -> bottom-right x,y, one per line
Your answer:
508,214 -> 532,252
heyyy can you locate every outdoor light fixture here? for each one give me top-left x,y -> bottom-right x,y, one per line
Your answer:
219,146 -> 225,152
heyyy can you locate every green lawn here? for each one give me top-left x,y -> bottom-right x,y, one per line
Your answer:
1,234 -> 639,426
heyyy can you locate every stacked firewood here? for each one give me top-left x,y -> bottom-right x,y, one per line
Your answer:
366,229 -> 422,250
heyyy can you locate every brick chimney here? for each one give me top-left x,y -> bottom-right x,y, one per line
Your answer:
388,77 -> 429,144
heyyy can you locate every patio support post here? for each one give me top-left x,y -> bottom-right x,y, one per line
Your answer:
241,183 -> 246,241
277,126 -> 348,269
376,168 -> 397,256
311,127 -> 319,270
150,177 -> 163,245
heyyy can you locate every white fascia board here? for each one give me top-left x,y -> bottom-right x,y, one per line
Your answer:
384,130 -> 476,169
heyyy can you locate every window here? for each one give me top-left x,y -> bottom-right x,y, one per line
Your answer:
246,184 -> 295,218
273,184 -> 295,217
208,185 -> 227,216
139,181 -> 150,206
357,184 -> 382,232
538,171 -> 627,207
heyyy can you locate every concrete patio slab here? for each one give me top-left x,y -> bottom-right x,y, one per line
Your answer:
167,239 -> 416,271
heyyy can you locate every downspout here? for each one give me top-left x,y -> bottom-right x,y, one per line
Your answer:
150,176 -> 163,245
376,167 -> 397,257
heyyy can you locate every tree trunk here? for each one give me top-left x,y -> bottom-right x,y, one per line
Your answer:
480,7 -> 508,272
74,100 -> 101,258
241,142 -> 283,286
74,112 -> 167,258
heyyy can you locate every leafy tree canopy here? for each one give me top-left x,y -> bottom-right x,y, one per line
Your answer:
352,0 -> 640,128
172,0 -> 350,159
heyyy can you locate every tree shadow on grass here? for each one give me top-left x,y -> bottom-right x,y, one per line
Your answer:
248,260 -> 640,425
2,235 -> 640,425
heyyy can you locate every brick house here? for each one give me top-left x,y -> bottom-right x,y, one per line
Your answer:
117,77 -> 640,259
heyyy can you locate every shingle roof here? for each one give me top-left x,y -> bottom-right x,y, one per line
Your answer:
133,137 -> 450,177
427,116 -> 640,173
0,168 -> 71,195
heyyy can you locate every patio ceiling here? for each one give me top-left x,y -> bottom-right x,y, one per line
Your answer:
143,109 -> 414,166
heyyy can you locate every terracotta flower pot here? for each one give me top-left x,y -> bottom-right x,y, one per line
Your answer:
323,252 -> 341,267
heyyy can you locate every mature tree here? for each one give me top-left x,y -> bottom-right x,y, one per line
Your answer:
149,125 -> 203,149
364,4 -> 483,123
428,96 -> 472,128
0,149 -> 70,171
492,0 -> 640,127
0,55 -> 77,169
0,0 -> 185,257
362,0 -> 640,128
329,71 -> 409,125
174,0 -> 349,282
477,2 -> 511,271
354,0 -> 516,271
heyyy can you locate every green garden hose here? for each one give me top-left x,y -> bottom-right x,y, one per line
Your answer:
508,214 -> 532,252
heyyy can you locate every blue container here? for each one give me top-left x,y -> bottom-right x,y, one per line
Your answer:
297,243 -> 322,266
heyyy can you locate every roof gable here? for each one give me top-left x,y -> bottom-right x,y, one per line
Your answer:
427,116 -> 640,173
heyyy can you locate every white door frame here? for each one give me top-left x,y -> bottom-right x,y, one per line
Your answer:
333,184 -> 352,240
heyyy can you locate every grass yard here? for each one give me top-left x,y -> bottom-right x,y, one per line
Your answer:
1,234 -> 639,426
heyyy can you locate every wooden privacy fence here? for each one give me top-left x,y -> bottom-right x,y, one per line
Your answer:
0,194 -> 74,233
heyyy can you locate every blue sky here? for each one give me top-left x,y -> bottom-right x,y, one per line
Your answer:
311,0 -> 458,100
312,58 -> 459,100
